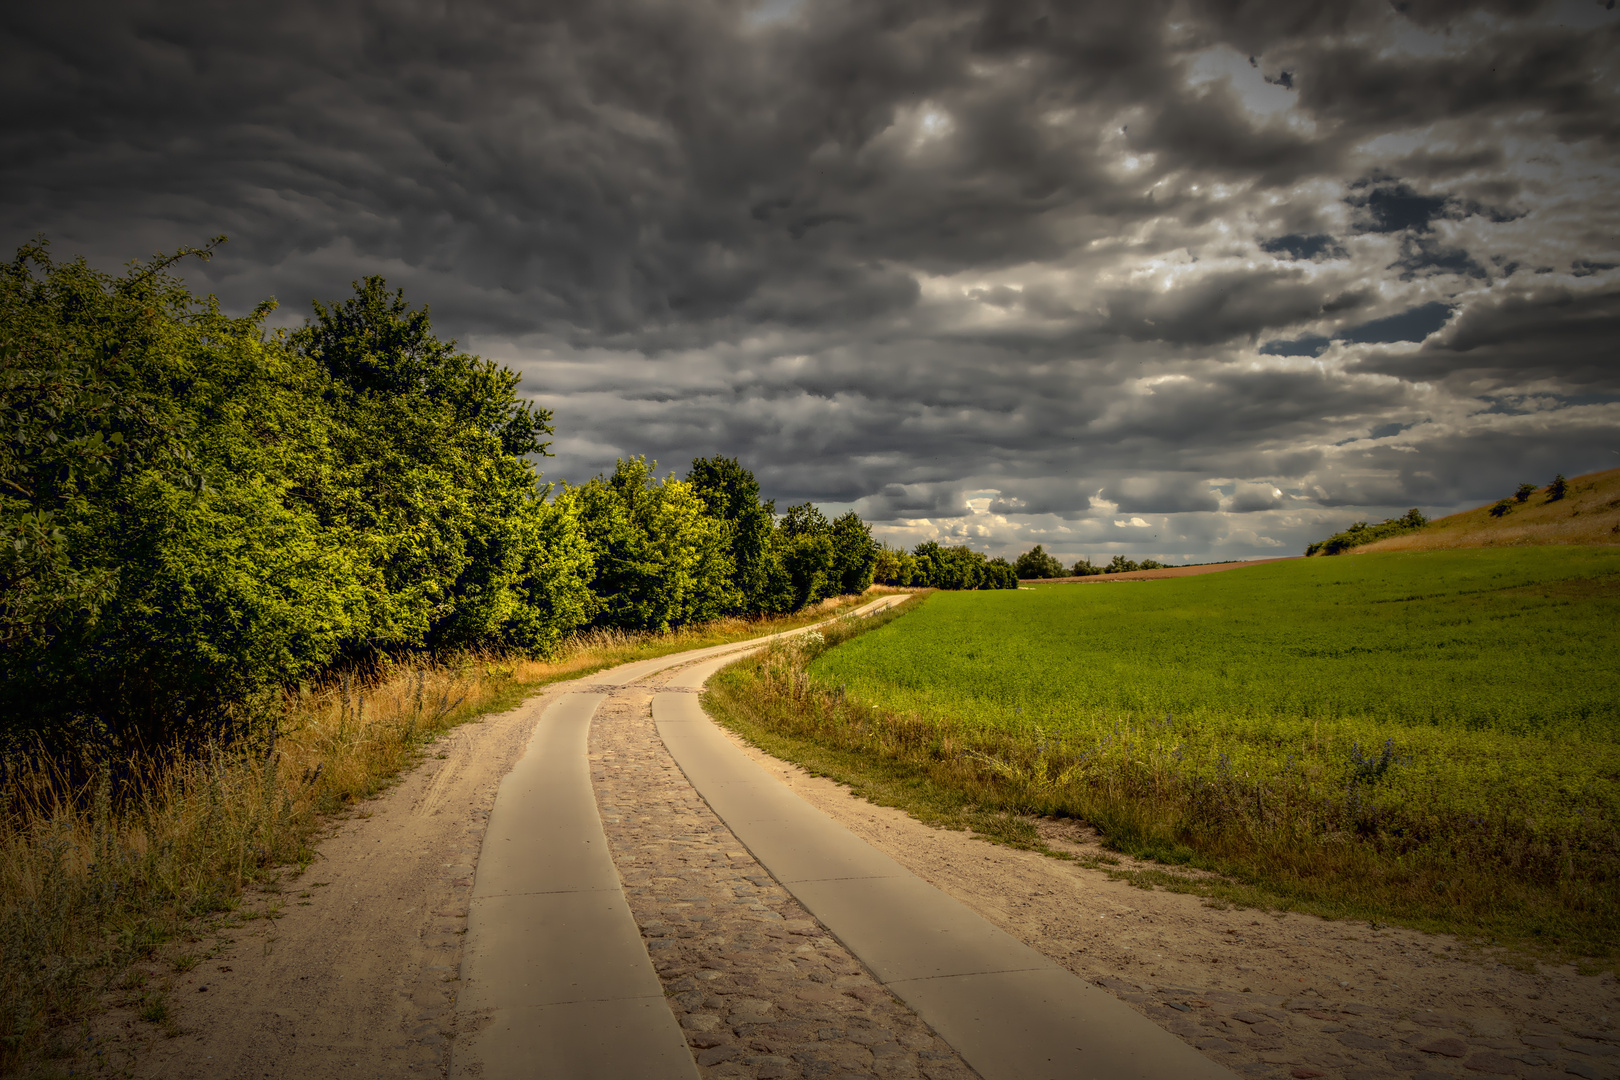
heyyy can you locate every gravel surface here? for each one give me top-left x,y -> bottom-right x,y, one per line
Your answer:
592,683 -> 978,1080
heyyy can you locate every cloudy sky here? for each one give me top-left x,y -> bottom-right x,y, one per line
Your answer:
5,0 -> 1618,563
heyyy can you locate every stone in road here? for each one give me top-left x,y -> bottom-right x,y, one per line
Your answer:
591,685 -> 977,1080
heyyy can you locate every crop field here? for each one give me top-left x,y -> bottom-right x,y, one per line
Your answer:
710,547 -> 1620,956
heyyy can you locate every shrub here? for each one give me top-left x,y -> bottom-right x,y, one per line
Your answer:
1547,474 -> 1569,501
1515,483 -> 1537,503
1490,499 -> 1512,518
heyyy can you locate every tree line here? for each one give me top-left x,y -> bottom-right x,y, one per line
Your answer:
1010,544 -> 1166,578
0,242 -> 1005,759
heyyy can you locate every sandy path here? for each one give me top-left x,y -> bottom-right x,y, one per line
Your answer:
711,722 -> 1620,1078
92,686 -> 573,1079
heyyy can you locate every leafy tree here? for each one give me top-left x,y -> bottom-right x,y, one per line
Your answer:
291,276 -> 574,654
1106,555 -> 1140,574
776,502 -> 834,608
1547,474 -> 1569,501
1515,483 -> 1536,503
1014,544 -> 1066,579
562,457 -> 734,632
1489,499 -> 1512,518
1070,557 -> 1103,577
872,544 -> 911,586
829,511 -> 879,595
907,541 -> 1016,590
686,456 -> 778,614
0,241 -> 368,755
983,556 -> 1019,590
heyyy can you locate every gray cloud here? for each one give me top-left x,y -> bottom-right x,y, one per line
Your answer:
3,0 -> 1617,561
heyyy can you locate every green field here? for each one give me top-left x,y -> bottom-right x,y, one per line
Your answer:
711,547 -> 1620,955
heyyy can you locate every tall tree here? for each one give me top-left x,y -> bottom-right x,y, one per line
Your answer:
686,456 -> 778,614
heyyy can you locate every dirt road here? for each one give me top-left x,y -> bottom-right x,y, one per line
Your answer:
89,605 -> 1617,1080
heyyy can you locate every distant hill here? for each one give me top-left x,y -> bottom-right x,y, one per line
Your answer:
1355,467 -> 1620,554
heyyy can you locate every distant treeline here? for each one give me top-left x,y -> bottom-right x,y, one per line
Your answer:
1010,544 -> 1166,579
0,242 -> 994,758
873,542 -> 1018,591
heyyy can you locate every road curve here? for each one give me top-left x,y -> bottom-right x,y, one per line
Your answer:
458,591 -> 1234,1079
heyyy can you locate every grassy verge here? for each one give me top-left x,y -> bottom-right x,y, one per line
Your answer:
0,592 -> 888,1071
704,568 -> 1618,968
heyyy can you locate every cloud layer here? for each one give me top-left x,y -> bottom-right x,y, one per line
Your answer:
4,0 -> 1617,561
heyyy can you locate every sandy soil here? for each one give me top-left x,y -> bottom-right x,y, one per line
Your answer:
83,686 -> 576,1079
1029,557 -> 1297,584
715,722 -> 1620,1076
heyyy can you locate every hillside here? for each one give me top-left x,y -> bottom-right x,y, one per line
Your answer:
1357,466 -> 1620,553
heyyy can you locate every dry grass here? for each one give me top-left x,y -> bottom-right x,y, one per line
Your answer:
1359,466 -> 1620,553
0,593 -> 885,1071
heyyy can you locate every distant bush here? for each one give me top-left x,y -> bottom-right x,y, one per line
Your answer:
1070,558 -> 1103,577
1547,473 -> 1569,501
1305,508 -> 1428,556
1490,499 -> 1512,518
1106,555 -> 1139,574
1013,544 -> 1066,579
1515,483 -> 1537,503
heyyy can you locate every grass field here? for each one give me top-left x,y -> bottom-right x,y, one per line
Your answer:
708,548 -> 1620,959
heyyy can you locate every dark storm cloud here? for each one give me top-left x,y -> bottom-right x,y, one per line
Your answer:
3,0 -> 1617,560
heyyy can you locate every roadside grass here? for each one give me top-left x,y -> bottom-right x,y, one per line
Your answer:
0,592 -> 886,1073
704,550 -> 1620,966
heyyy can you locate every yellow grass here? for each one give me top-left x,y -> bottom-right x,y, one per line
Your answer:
1358,467 -> 1620,553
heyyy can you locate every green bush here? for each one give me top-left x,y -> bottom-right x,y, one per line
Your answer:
1305,507 -> 1428,556
1013,544 -> 1066,579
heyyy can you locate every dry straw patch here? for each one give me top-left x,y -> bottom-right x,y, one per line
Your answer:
1359,466 -> 1620,553
0,594 -> 880,1070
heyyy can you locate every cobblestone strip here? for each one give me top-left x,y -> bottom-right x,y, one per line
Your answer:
589,689 -> 978,1080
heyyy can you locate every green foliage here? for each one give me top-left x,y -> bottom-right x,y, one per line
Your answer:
1013,544 -> 1066,579
829,512 -> 879,596
1106,555 -> 1139,574
872,543 -> 913,586
1306,507 -> 1428,555
1070,557 -> 1103,577
0,243 -> 591,759
1490,499 -> 1512,518
561,457 -> 735,632
686,455 -> 778,614
1548,473 -> 1569,501
909,541 -> 1017,590
776,501 -> 835,608
1515,483 -> 1537,503
0,238 -> 885,762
